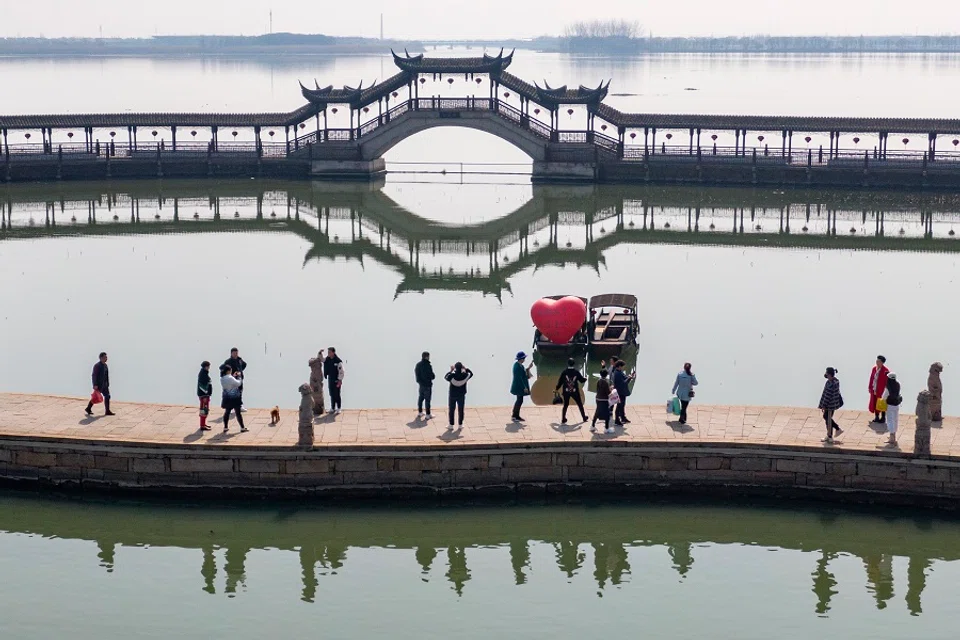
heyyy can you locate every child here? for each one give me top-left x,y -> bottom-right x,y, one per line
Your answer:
197,361 -> 213,431
591,369 -> 613,434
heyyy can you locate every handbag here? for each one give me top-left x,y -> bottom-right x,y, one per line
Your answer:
876,398 -> 888,412
671,397 -> 682,415
688,390 -> 695,398
90,390 -> 104,405
552,390 -> 563,405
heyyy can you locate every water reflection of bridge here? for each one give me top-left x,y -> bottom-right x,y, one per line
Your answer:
3,496 -> 953,614
3,180 -> 960,297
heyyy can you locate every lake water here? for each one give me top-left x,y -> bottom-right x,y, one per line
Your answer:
2,492 -> 960,638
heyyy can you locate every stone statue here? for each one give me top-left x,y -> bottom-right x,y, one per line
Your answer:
298,383 -> 315,447
914,391 -> 932,458
308,352 -> 326,415
927,362 -> 943,422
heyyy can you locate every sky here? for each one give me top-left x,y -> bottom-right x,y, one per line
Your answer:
0,0 -> 958,40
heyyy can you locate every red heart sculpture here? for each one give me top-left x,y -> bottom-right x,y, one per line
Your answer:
531,297 -> 587,345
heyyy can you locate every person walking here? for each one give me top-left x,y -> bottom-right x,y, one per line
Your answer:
818,367 -> 844,443
223,348 -> 247,412
220,364 -> 247,433
612,360 -> 635,426
590,369 -> 614,434
308,351 -> 326,416
510,352 -> 533,422
671,363 -> 699,425
415,351 -> 436,419
84,352 -> 115,416
868,355 -> 889,424
197,361 -> 213,431
883,372 -> 903,446
323,347 -> 344,414
444,362 -> 473,431
555,358 -> 589,424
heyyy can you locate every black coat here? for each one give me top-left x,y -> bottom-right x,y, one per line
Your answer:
444,369 -> 473,398
223,356 -> 247,378
886,379 -> 903,406
324,356 -> 342,381
556,367 -> 586,395
197,368 -> 213,398
91,361 -> 109,391
415,360 -> 436,386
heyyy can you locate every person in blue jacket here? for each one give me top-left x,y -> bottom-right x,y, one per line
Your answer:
671,363 -> 699,425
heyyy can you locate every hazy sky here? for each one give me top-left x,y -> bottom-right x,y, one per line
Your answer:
1,0 -> 958,39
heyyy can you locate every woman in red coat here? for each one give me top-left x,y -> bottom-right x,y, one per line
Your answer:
868,355 -> 889,423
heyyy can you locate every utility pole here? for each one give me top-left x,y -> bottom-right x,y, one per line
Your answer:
269,9 -> 273,34
380,14 -> 384,40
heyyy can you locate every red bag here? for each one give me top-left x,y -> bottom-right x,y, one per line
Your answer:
90,390 -> 104,405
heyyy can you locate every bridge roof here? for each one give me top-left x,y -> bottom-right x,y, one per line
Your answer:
499,72 -> 610,107
301,72 -> 411,108
0,103 -> 321,130
392,48 -> 514,74
594,104 -> 960,135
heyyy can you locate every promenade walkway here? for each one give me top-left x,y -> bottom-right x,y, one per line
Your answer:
2,393 -> 957,457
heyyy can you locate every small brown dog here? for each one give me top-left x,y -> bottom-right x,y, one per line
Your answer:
270,406 -> 281,425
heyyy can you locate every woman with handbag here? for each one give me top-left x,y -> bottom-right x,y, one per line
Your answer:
511,351 -> 533,422
868,356 -> 889,424
882,373 -> 903,445
671,363 -> 699,425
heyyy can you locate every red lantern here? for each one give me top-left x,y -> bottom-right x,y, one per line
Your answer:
269,131 -> 275,137
67,132 -> 74,139
363,107 -> 369,113
152,130 -> 158,137
567,108 -> 574,115
447,78 -> 454,84
24,133 -> 31,140
331,108 -> 338,114
475,78 -> 482,84
191,131 -> 197,137
758,135 -> 764,142
504,92 -> 510,98
902,138 -> 910,146
419,78 -> 426,84
534,108 -> 540,115
711,134 -> 718,141
954,139 -> 960,147
601,124 -> 607,131
232,131 -> 238,138
109,131 -> 116,138
853,137 -> 860,144
630,132 -> 636,139
805,136 -> 812,143
665,133 -> 673,140
300,123 -> 306,129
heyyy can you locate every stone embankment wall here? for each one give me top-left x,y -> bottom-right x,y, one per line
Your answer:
1,438 -> 959,506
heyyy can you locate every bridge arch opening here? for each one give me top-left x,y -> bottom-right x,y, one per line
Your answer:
380,127 -> 534,179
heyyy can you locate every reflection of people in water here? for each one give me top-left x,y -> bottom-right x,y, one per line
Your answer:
298,544 -> 348,603
202,544 -> 217,595
555,541 -> 586,579
416,546 -> 438,578
812,551 -> 838,615
510,541 -> 530,585
667,542 -> 694,579
97,540 -> 116,573
593,543 -> 630,590
863,554 -> 894,610
224,545 -> 249,595
446,546 -> 471,596
906,556 -> 930,616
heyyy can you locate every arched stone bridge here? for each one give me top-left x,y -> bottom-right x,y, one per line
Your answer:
6,49 -> 960,186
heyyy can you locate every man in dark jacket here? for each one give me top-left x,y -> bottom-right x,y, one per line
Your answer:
612,360 -> 635,425
84,352 -> 115,416
415,351 -> 436,419
223,348 -> 247,411
323,347 -> 344,414
556,358 -> 589,424
444,362 -> 473,430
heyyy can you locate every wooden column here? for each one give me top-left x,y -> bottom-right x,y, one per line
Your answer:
171,126 -> 177,151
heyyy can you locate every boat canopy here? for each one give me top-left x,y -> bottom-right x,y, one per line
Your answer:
589,293 -> 637,310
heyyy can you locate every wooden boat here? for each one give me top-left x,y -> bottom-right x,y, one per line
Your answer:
587,293 -> 640,357
532,295 -> 589,357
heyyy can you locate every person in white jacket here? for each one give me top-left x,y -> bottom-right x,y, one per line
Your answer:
220,365 -> 247,433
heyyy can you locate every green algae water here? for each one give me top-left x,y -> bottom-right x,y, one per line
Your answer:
2,492 -> 960,638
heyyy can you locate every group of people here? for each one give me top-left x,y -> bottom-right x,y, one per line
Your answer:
817,355 -> 919,446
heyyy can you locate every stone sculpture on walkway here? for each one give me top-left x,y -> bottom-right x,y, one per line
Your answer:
927,362 -> 944,423
308,352 -> 326,416
914,391 -> 932,458
298,383 -> 315,447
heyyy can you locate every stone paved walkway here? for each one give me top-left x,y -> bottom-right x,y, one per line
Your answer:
2,393 -> 958,456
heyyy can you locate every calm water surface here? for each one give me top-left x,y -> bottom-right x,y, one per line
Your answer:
1,493 -> 960,638
2,179 -> 959,411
